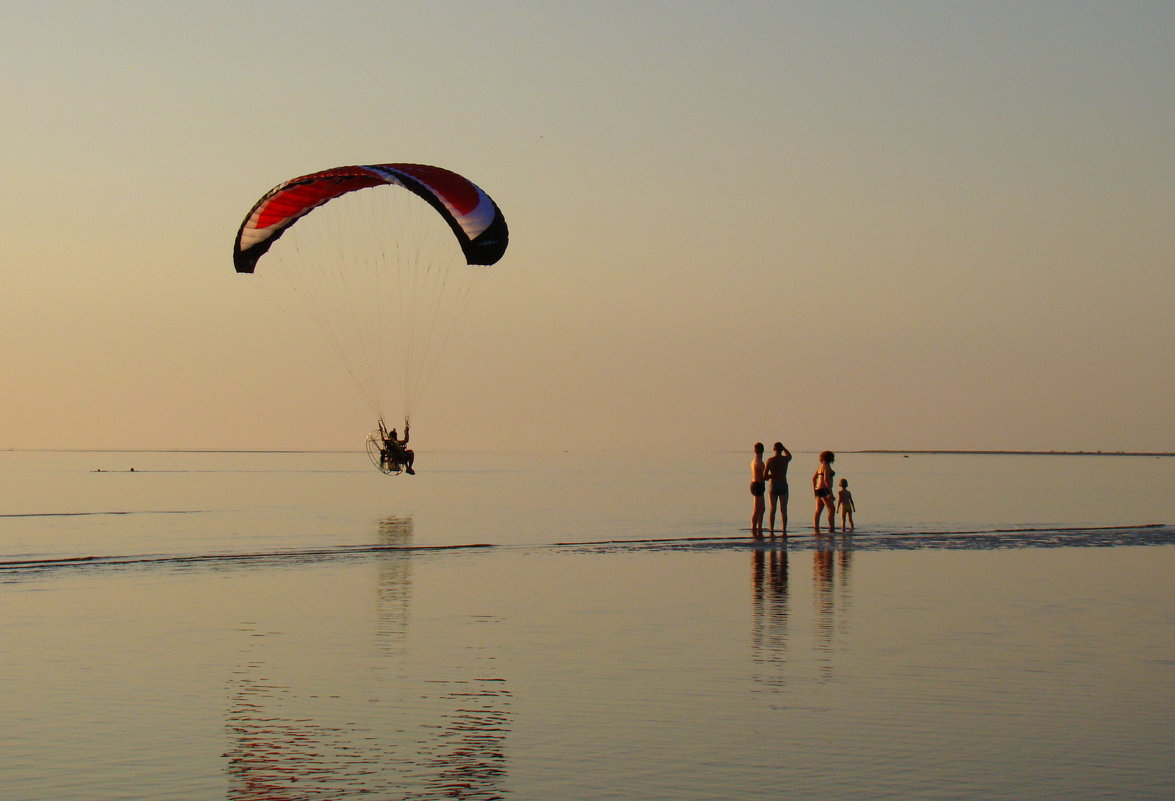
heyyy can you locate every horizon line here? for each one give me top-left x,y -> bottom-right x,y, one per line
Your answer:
2,447 -> 1173,457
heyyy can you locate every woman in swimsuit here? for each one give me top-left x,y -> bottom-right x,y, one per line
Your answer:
812,450 -> 836,534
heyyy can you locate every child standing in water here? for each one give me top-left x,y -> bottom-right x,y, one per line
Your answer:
837,478 -> 856,532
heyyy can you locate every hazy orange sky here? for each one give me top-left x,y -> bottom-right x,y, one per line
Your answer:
2,2 -> 1172,453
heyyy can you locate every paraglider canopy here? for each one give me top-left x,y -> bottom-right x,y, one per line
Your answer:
234,163 -> 508,274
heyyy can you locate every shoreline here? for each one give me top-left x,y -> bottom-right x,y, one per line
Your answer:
858,450 -> 1175,457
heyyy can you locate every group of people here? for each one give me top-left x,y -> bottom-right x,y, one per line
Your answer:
749,443 -> 855,538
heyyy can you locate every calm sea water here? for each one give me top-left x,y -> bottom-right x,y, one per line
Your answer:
2,450 -> 1173,800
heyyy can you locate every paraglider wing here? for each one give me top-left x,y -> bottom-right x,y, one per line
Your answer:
372,164 -> 509,266
233,163 -> 508,274
231,160 -> 509,436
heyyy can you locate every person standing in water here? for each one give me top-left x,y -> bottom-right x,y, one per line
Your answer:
763,441 -> 792,537
812,450 -> 836,534
836,478 -> 856,532
749,442 -> 767,539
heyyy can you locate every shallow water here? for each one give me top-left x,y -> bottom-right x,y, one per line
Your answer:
2,449 -> 1171,558
1,451 -> 1173,799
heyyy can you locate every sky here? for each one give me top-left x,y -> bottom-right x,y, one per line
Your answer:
2,1 -> 1172,453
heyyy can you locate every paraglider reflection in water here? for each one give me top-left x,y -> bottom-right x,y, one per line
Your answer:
232,163 -> 508,474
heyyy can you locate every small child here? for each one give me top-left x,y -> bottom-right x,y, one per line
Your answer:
836,478 -> 856,532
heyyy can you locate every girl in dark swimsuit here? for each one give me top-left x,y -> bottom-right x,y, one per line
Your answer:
812,450 -> 836,534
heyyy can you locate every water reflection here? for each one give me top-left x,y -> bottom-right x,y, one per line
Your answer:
224,516 -> 513,800
224,665 -> 408,799
416,674 -> 512,798
751,546 -> 790,695
812,535 -> 853,682
375,516 -> 413,657
751,535 -> 859,695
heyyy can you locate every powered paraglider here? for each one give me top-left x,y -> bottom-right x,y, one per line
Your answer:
233,163 -> 508,471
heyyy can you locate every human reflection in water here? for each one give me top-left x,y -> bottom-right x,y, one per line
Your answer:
751,545 -> 790,696
812,535 -> 854,682
224,514 -> 513,800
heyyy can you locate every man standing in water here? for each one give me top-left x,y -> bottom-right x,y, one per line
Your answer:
750,442 -> 767,539
763,441 -> 792,536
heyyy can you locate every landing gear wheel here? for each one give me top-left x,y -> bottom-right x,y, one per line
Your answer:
366,430 -> 403,475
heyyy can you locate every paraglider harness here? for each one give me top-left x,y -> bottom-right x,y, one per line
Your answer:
367,418 -> 410,475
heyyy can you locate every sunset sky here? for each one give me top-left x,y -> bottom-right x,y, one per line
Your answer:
2,1 -> 1172,453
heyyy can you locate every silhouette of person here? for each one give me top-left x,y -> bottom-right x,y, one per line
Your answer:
383,425 -> 416,475
763,441 -> 792,536
837,478 -> 856,532
749,442 -> 766,538
812,450 -> 836,534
